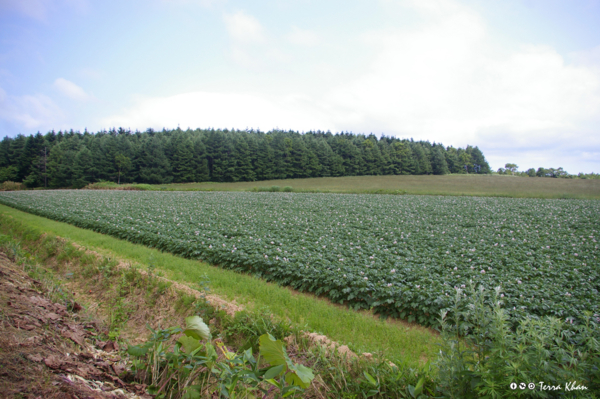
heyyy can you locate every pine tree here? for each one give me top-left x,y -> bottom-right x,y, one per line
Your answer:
255,136 -> 275,180
192,137 -> 210,182
172,136 -> 196,183
431,146 -> 449,175
412,144 -> 432,175
72,147 -> 95,188
289,136 -> 309,178
392,142 -> 416,175
232,135 -> 256,181
136,136 -> 173,184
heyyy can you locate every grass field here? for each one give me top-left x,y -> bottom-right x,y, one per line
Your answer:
0,203 -> 440,367
104,174 -> 600,199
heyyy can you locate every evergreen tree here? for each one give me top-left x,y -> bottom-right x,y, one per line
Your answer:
431,146 -> 449,175
255,136 -> 275,180
392,142 -> 416,175
72,146 -> 95,188
232,134 -> 256,181
136,136 -> 173,184
466,145 -> 491,174
270,133 -> 288,179
205,130 -> 231,182
313,138 -> 334,177
171,135 -> 196,183
0,127 -> 492,186
192,137 -> 210,182
47,139 -> 81,188
445,146 -> 460,173
458,150 -> 473,174
378,140 -> 394,175
289,135 -> 309,178
411,144 -> 432,175
114,154 -> 132,184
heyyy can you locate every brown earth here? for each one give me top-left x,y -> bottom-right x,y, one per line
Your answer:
0,251 -> 150,399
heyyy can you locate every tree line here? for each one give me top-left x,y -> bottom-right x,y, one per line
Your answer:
498,163 -> 599,179
0,127 -> 491,188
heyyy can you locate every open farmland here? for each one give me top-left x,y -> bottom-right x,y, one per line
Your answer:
0,190 -> 598,327
157,174 -> 600,199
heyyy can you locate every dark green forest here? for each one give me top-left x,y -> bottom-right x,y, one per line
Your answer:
0,128 -> 491,188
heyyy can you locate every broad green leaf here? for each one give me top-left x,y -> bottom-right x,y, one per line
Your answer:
259,334 -> 288,366
177,335 -> 202,354
264,364 -> 285,379
284,363 -> 315,389
183,315 -> 211,341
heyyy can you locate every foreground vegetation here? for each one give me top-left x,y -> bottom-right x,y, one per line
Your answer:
0,204 -> 439,367
0,206 -> 436,398
1,211 -> 598,397
1,190 -> 598,329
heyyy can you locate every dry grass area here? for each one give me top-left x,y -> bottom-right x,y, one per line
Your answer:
165,174 -> 600,199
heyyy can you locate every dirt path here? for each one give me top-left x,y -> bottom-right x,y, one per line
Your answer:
0,251 -> 151,398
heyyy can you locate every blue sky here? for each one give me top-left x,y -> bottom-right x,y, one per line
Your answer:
1,0 -> 599,173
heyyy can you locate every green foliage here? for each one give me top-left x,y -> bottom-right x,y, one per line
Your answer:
224,308 -> 294,353
259,333 -> 314,391
0,128 -> 492,188
436,284 -> 600,398
127,319 -> 314,399
0,166 -> 18,183
1,190 -> 598,329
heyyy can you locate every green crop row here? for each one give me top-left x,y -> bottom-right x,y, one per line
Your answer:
0,190 -> 598,327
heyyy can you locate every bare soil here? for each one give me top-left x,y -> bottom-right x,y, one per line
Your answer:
0,251 -> 150,399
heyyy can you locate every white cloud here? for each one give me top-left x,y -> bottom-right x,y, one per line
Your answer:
0,87 -> 65,130
100,0 -> 600,173
570,45 -> 600,69
287,26 -> 319,47
223,11 -> 265,43
102,91 -> 333,133
53,78 -> 92,101
322,0 -> 600,171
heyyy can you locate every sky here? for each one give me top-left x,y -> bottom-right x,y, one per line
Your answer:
1,0 -> 599,174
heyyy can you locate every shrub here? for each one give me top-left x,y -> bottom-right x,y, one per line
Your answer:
0,181 -> 23,191
127,316 -> 314,399
435,283 -> 600,398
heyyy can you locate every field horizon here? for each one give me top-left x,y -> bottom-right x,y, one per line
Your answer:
88,174 -> 600,199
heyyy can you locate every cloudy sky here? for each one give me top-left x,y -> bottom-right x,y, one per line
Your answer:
1,0 -> 599,173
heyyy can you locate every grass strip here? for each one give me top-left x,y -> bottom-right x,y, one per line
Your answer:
0,203 -> 440,367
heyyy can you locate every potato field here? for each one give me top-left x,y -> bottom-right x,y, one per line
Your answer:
0,190 -> 598,326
